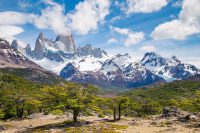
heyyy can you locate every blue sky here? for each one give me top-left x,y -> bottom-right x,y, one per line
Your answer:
0,0 -> 200,67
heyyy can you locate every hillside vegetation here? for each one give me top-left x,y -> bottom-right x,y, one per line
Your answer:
121,80 -> 200,116
0,68 -> 200,122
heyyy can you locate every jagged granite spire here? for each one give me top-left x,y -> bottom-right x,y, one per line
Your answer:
55,34 -> 76,52
34,32 -> 44,59
38,32 -> 44,40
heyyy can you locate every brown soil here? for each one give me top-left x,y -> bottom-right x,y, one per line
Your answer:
1,114 -> 200,133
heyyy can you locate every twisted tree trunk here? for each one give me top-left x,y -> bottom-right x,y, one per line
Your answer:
113,107 -> 117,120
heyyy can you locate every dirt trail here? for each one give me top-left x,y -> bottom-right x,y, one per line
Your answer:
1,114 -> 69,133
1,115 -> 200,133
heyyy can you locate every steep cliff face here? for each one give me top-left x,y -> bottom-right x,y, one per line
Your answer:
34,32 -> 45,59
55,34 -> 76,52
33,32 -> 77,61
11,40 -> 32,57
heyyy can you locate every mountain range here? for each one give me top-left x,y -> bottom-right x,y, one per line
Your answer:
0,32 -> 199,89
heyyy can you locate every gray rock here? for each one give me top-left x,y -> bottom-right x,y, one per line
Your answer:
55,34 -> 76,52
0,125 -> 6,132
77,44 -> 107,58
189,114 -> 198,121
162,107 -> 181,118
34,33 -> 76,61
25,44 -> 32,56
34,32 -> 45,59
0,38 -> 42,69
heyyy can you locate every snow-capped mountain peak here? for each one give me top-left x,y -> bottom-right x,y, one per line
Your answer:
1,32 -> 199,89
0,38 -> 41,69
141,52 -> 199,81
110,53 -> 134,70
101,59 -> 121,73
38,32 -> 44,40
141,52 -> 166,67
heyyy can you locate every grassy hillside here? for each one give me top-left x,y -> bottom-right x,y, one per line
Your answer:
0,67 -> 200,120
0,69 -> 101,120
121,80 -> 200,115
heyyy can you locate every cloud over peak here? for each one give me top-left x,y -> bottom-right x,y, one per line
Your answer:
68,0 -> 110,35
32,2 -> 70,35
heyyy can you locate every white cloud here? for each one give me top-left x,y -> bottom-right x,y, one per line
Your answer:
151,0 -> 200,40
124,32 -> 144,46
0,1 -> 71,36
125,0 -> 169,14
0,11 -> 28,25
111,26 -> 130,35
0,0 -> 111,36
140,45 -> 156,52
110,26 -> 144,46
0,11 -> 28,36
0,25 -> 24,36
32,3 -> 70,35
151,20 -> 199,40
68,0 -> 110,35
107,37 -> 118,44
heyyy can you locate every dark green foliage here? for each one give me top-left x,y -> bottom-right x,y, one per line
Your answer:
121,80 -> 200,116
0,68 -> 200,120
42,84 -> 100,122
0,71 -> 43,119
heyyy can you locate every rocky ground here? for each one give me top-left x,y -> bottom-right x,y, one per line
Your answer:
0,109 -> 200,133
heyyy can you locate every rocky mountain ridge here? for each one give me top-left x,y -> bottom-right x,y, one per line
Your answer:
1,32 -> 199,89
59,52 -> 200,88
0,38 -> 41,69
141,52 -> 200,81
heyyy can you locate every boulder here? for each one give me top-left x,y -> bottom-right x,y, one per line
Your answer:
162,107 -> 181,118
0,125 -> 6,132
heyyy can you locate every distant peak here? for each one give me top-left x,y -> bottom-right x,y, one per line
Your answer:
144,52 -> 158,56
115,54 -> 122,57
85,44 -> 92,47
38,32 -> 44,40
124,53 -> 129,56
115,53 -> 130,58
11,40 -> 19,49
26,44 -> 31,48
171,55 -> 177,60
171,55 -> 181,63
12,39 -> 18,43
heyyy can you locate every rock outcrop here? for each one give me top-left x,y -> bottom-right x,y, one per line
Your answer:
55,34 -> 76,52
0,38 -> 41,69
77,44 -> 107,58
